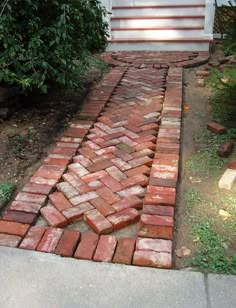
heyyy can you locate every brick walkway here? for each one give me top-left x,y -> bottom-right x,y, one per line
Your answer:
0,51 -> 209,268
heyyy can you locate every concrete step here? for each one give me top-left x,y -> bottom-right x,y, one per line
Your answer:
111,28 -> 205,39
112,0 -> 206,6
112,6 -> 205,18
111,16 -> 205,29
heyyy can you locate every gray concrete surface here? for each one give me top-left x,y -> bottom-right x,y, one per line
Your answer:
0,246 -> 235,308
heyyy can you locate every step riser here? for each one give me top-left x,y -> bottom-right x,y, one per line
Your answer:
112,29 -> 205,39
112,7 -> 205,17
112,0 -> 206,6
111,18 -> 204,28
107,42 -> 209,52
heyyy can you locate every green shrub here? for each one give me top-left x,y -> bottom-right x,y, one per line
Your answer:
0,0 -> 108,92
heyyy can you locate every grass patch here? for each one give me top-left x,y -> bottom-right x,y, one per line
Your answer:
0,182 -> 15,203
184,189 -> 202,210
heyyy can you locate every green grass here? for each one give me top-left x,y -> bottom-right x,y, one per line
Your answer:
184,189 -> 202,210
189,217 -> 236,274
0,182 -> 15,203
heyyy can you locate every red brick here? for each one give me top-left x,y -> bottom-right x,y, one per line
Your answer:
107,208 -> 140,230
228,160 -> 236,170
84,209 -> 113,234
0,234 -> 21,247
37,228 -> 63,253
138,224 -> 173,240
57,182 -> 79,199
93,235 -> 117,262
141,214 -> 173,227
125,165 -> 150,177
134,142 -> 156,151
100,175 -> 123,192
73,155 -> 92,167
82,170 -> 108,183
114,149 -> 133,161
62,173 -> 85,189
60,137 -> 82,143
144,191 -> 176,206
132,149 -> 154,159
155,153 -> 179,160
79,147 -> 97,159
117,185 -> 145,198
149,177 -> 177,188
112,237 -> 136,265
2,211 -> 37,224
121,174 -> 148,189
196,70 -> 209,77
34,165 -> 65,180
112,195 -> 142,212
15,192 -> 47,205
49,192 -> 72,212
218,141 -> 234,158
111,158 -> 132,171
55,230 -> 81,257
106,166 -> 127,181
40,206 -> 67,227
56,142 -> 79,149
147,186 -> 176,195
19,226 -> 46,250
64,127 -> 88,138
68,163 -> 89,178
62,202 -> 94,223
0,221 -> 29,236
70,191 -> 98,206
129,156 -> 153,168
90,197 -> 116,217
9,201 -> 42,214
140,123 -> 159,131
143,205 -> 174,217
133,251 -> 172,268
87,160 -> 113,173
74,231 -> 99,260
136,237 -> 172,253
30,176 -> 58,186
22,183 -> 53,195
156,142 -> 180,154
96,186 -> 120,204
43,157 -> 71,166
51,146 -> 76,157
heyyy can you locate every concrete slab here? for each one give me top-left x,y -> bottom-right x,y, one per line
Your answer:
0,246 -> 207,308
207,274 -> 236,308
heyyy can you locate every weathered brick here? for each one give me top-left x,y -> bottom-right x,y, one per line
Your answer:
22,183 -> 53,195
68,163 -> 89,178
100,175 -> 123,192
129,156 -> 153,168
112,237 -> 136,265
55,230 -> 81,257
217,141 -> 234,158
70,191 -> 98,206
74,231 -> 99,260
84,209 -> 113,234
93,235 -> 117,262
121,174 -> 149,188
112,196 -> 142,212
143,205 -> 174,217
138,224 -> 173,240
56,142 -> 79,149
51,146 -> 76,157
136,237 -> 172,253
37,228 -> 63,253
132,149 -> 154,159
19,226 -> 46,250
125,165 -> 150,177
15,192 -> 47,205
64,127 -> 88,138
90,197 -> 116,217
62,202 -> 94,223
30,176 -> 58,186
106,166 -> 127,181
133,250 -> 172,268
87,160 -> 113,173
34,165 -> 65,180
111,158 -> 132,171
0,234 -> 22,247
107,208 -> 140,230
134,142 -> 156,151
2,211 -> 37,224
117,185 -> 146,198
56,182 -> 79,199
82,170 -> 108,183
141,214 -> 173,227
96,186 -> 120,204
40,206 -> 67,227
73,155 -> 92,167
207,122 -> 226,134
49,192 -> 72,212
9,201 -> 42,214
144,192 -> 176,206
43,157 -> 71,167
0,221 -> 29,236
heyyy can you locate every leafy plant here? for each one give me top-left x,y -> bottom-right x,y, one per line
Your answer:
0,0 -> 109,93
0,182 -> 15,202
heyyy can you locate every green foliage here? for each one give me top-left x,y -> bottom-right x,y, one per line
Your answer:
0,182 -> 15,202
0,0 -> 108,92
184,189 -> 202,210
189,218 -> 236,274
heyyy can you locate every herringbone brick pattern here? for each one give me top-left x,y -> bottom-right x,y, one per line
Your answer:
0,52 -> 209,268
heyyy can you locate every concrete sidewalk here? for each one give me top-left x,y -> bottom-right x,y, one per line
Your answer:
0,247 -> 235,308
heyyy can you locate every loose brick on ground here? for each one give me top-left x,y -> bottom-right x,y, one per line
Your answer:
84,209 -> 113,234
22,183 -> 53,195
55,230 -> 81,257
112,196 -> 142,212
62,202 -> 94,223
37,228 -> 63,253
107,208 -> 140,230
133,250 -> 172,268
93,235 -> 117,262
49,192 -> 72,212
40,206 -> 67,228
19,226 -> 46,250
9,201 -> 42,214
74,231 -> 99,260
90,197 -> 116,217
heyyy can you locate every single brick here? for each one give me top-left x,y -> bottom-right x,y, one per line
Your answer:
9,201 -> 42,214
37,228 -> 63,253
217,141 -> 234,158
112,237 -> 136,265
117,185 -> 145,198
0,234 -> 21,247
106,166 -> 127,181
56,182 -> 79,199
121,174 -> 149,188
43,157 -> 71,167
228,160 -> 236,170
82,170 -> 108,183
74,231 -> 99,260
40,206 -> 67,228
34,165 -> 65,180
90,197 -> 116,217
107,208 -> 140,230
93,235 -> 117,262
22,183 -> 53,195
64,127 -> 88,138
62,202 -> 94,223
68,163 -> 89,178
96,186 -> 120,204
112,196 -> 142,212
0,221 -> 29,236
125,165 -> 150,177
2,211 -> 37,224
19,226 -> 46,250
143,205 -> 174,217
141,214 -> 173,227
138,224 -> 173,240
51,147 -> 76,157
207,122 -> 226,134
30,176 -> 58,186
70,191 -> 98,206
84,209 -> 113,234
15,192 -> 47,205
144,191 -> 176,206
129,156 -> 153,168
87,160 -> 113,173
136,237 -> 172,253
100,175 -> 123,192
133,251 -> 172,269
49,191 -> 73,212
55,230 -> 81,257
218,168 -> 236,190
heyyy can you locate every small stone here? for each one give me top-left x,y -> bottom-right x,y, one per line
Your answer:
219,169 -> 236,190
217,141 -> 234,158
175,246 -> 191,258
